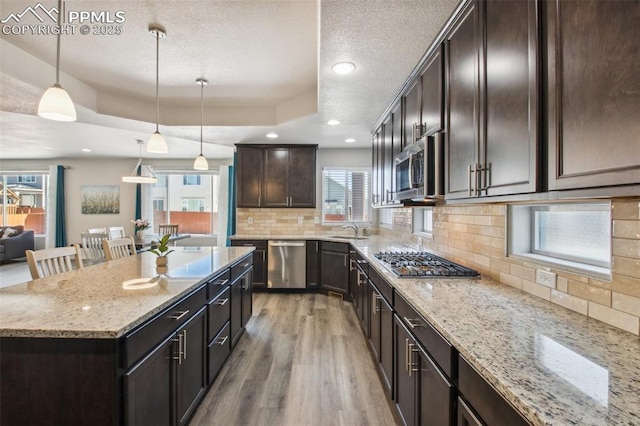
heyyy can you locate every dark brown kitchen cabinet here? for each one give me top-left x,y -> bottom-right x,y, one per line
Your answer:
231,240 -> 267,289
546,0 -> 640,190
236,146 -> 263,207
372,129 -> 382,206
421,45 -> 445,136
403,79 -> 421,149
235,144 -> 317,208
125,306 -> 207,426
458,355 -> 528,426
369,280 -> 393,396
382,115 -> 394,204
395,315 -> 454,426
230,257 -> 253,348
306,240 -> 320,287
445,0 -> 480,199
319,241 -> 350,296
263,146 -> 316,207
445,0 -> 539,199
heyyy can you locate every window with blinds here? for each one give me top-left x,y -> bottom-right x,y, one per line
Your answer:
322,167 -> 371,223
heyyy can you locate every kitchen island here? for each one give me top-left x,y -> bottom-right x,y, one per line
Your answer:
0,246 -> 254,426
233,234 -> 640,425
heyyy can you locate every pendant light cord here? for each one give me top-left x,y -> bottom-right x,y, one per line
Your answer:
155,31 -> 160,133
55,0 -> 62,84
200,81 -> 204,156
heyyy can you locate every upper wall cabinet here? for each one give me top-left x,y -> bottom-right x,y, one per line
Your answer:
420,45 -> 445,137
546,0 -> 640,190
236,144 -> 317,208
445,0 -> 539,200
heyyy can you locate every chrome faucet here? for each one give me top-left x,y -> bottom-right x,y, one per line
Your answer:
342,222 -> 359,237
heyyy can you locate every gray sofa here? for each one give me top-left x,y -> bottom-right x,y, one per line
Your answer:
0,225 -> 35,263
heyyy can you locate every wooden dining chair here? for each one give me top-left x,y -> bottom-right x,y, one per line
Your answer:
158,224 -> 179,236
87,227 -> 107,233
103,236 -> 137,261
26,246 -> 83,279
75,232 -> 108,263
108,226 -> 126,239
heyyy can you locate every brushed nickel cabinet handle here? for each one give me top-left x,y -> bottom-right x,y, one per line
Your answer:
182,329 -> 187,360
408,342 -> 416,377
214,279 -> 229,286
215,298 -> 229,306
169,310 -> 190,320
240,263 -> 250,268
403,316 -> 423,329
216,335 -> 229,346
405,338 -> 410,373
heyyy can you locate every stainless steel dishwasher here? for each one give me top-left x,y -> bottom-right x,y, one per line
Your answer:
267,240 -> 306,288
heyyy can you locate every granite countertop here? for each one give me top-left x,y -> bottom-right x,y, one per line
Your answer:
0,246 -> 253,339
234,233 -> 640,425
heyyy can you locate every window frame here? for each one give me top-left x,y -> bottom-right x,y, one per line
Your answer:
412,207 -> 434,237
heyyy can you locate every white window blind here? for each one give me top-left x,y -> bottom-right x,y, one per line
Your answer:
322,168 -> 371,223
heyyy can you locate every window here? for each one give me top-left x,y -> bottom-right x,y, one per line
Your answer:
146,173 -> 218,236
322,167 -> 371,223
17,175 -> 36,183
182,198 -> 205,212
379,208 -> 393,226
509,202 -> 611,277
183,175 -> 201,186
412,207 -> 433,236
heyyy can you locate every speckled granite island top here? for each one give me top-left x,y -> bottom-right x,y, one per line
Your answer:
234,234 -> 640,425
0,246 -> 253,339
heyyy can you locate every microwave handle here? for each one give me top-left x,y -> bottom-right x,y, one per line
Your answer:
408,154 -> 414,189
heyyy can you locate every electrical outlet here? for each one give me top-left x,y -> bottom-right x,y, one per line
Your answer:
536,269 -> 556,288
298,216 -> 303,225
247,217 -> 253,224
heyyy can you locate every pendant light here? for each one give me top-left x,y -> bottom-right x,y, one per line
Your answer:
147,25 -> 168,153
37,0 -> 76,122
123,140 -> 158,184
193,78 -> 209,170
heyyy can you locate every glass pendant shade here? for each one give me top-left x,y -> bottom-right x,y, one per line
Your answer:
38,84 -> 77,121
193,154 -> 209,170
147,130 -> 168,153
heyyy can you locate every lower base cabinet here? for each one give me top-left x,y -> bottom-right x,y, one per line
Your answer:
320,241 -> 350,296
208,322 -> 231,383
395,314 -> 454,426
124,306 -> 207,426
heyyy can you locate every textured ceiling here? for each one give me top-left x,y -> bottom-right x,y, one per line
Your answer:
0,0 -> 461,160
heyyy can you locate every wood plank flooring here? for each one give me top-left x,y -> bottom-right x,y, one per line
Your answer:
190,293 -> 399,426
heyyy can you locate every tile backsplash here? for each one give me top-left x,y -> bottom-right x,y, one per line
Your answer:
236,208 -> 354,236
379,199 -> 640,336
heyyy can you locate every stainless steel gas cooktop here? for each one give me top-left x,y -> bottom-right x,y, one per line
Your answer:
374,251 -> 479,278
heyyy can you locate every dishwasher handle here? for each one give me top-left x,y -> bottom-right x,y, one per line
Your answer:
269,241 -> 306,247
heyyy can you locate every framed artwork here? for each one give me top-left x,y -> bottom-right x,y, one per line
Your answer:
81,185 -> 120,214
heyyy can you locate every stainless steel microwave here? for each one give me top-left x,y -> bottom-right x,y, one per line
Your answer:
394,132 -> 444,202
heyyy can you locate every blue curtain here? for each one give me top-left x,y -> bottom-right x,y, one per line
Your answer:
135,165 -> 142,220
226,154 -> 237,246
55,165 -> 67,247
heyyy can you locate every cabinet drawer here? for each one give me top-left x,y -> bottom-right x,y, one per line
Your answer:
351,250 -> 370,277
394,292 -> 454,378
321,241 -> 349,253
123,286 -> 207,369
207,322 -> 231,384
231,255 -> 253,281
208,287 -> 231,342
458,355 -> 529,426
368,266 -> 393,304
232,240 -> 267,250
207,269 -> 231,300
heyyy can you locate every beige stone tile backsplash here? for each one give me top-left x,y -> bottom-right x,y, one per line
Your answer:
379,199 -> 640,336
236,208 -> 356,236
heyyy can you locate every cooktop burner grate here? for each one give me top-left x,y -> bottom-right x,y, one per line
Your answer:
374,251 -> 479,278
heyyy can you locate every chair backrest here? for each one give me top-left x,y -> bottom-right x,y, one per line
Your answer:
87,227 -> 107,233
78,232 -> 108,261
108,226 -> 126,239
103,236 -> 137,261
26,246 -> 83,279
158,224 -> 179,236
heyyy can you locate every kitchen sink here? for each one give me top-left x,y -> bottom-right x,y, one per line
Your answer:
328,235 -> 370,240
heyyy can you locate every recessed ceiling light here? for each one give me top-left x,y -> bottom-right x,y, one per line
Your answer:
331,62 -> 356,74
266,132 -> 279,139
345,138 -> 356,143
81,148 -> 91,152
327,119 -> 340,126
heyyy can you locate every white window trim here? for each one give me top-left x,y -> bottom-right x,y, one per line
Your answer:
321,166 -> 372,225
412,207 -> 434,238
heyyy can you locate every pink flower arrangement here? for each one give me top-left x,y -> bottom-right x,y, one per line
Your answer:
131,218 -> 150,231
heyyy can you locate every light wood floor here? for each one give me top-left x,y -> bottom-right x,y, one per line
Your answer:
190,292 -> 399,426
